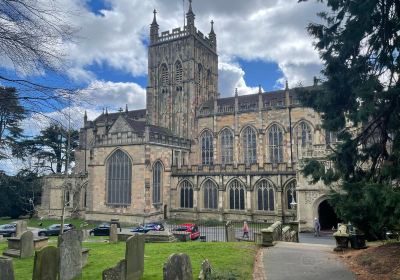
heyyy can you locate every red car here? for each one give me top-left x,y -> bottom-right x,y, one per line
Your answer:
173,223 -> 200,240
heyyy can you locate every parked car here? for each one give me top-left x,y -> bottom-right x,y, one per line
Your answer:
38,224 -> 74,236
89,222 -> 121,236
131,222 -> 164,234
0,223 -> 16,237
172,224 -> 200,240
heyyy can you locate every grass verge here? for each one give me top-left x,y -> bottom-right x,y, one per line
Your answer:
0,241 -> 257,280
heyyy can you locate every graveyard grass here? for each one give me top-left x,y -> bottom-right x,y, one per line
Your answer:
0,241 -> 257,279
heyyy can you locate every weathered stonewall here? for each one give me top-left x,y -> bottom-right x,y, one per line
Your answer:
32,246 -> 59,280
102,259 -> 127,280
163,253 -> 193,280
198,259 -> 212,280
125,234 -> 145,280
0,256 -> 15,280
20,231 -> 34,258
58,230 -> 83,280
109,224 -> 118,244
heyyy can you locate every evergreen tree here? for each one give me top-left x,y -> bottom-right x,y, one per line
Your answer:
298,0 -> 400,239
0,87 -> 26,159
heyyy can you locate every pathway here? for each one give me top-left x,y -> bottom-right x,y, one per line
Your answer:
262,242 -> 355,280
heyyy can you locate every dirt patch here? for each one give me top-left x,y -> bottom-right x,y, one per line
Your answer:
336,242 -> 400,280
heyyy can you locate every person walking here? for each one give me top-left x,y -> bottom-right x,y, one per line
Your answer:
314,217 -> 321,237
242,221 -> 249,239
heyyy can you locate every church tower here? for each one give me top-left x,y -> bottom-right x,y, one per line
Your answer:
146,0 -> 218,139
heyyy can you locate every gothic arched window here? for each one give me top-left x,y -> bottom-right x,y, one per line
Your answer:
286,180 -> 297,210
220,128 -> 234,165
203,180 -> 218,209
161,64 -> 168,87
229,180 -> 245,210
257,180 -> 275,211
201,130 -> 214,165
297,122 -> 312,148
175,61 -> 183,84
242,126 -> 257,165
268,124 -> 284,163
180,181 -> 193,208
152,161 -> 163,204
107,150 -> 132,205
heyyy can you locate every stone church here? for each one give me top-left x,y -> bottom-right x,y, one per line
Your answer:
39,2 -> 338,231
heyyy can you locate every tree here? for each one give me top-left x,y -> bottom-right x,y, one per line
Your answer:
0,169 -> 41,219
298,0 -> 400,239
21,124 -> 79,174
0,87 -> 26,159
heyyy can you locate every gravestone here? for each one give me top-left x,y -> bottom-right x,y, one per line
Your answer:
163,253 -> 193,280
32,246 -> 59,280
110,224 -> 118,244
102,259 -> 127,280
58,230 -> 83,280
198,259 -> 212,280
20,231 -> 34,258
125,234 -> 145,280
225,223 -> 235,242
0,256 -> 15,280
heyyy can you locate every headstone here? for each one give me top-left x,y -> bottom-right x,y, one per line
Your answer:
32,246 -> 59,280
20,221 -> 27,233
225,225 -> 235,242
0,256 -> 15,280
20,231 -> 34,258
125,234 -> 145,280
110,224 -> 118,244
15,222 -> 22,237
102,259 -> 127,280
198,259 -> 212,280
163,253 -> 193,280
58,230 -> 83,280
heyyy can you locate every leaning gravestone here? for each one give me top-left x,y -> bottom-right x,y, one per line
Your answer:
58,230 -> 83,280
0,256 -> 15,280
163,253 -> 193,280
20,231 -> 34,258
32,246 -> 59,280
109,224 -> 118,244
198,259 -> 212,280
102,259 -> 127,280
125,234 -> 145,280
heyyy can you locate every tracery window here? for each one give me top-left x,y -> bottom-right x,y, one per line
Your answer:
175,61 -> 183,85
229,180 -> 245,210
297,122 -> 312,148
257,180 -> 275,211
161,64 -> 168,86
201,130 -> 214,165
203,180 -> 218,209
220,129 -> 234,165
268,124 -> 283,163
107,150 -> 132,206
242,126 -> 257,165
180,181 -> 193,208
286,180 -> 297,210
152,161 -> 163,204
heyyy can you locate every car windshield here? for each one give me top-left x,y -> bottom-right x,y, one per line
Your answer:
173,227 -> 188,231
99,223 -> 110,228
49,225 -> 60,230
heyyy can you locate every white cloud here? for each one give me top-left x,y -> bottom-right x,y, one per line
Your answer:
53,0 -> 324,88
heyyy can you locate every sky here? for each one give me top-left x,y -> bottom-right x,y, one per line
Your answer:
0,0 -> 326,172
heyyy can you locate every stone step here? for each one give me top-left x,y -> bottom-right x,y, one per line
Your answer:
3,249 -> 20,258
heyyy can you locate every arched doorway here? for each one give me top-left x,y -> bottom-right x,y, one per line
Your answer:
318,200 -> 341,230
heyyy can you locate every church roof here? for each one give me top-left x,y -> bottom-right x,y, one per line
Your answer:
94,109 -> 146,123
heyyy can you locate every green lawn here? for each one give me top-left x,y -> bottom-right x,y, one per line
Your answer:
0,241 -> 257,279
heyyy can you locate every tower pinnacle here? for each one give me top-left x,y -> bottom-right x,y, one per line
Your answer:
150,9 -> 159,44
186,0 -> 195,33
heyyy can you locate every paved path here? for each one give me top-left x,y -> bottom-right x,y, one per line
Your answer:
299,231 -> 336,246
263,242 -> 355,280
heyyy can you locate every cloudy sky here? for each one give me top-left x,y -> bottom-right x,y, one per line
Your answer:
0,0 -> 326,172
60,0 -> 324,114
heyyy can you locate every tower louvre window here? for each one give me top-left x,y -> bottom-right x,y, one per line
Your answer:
161,64 -> 169,86
175,61 -> 183,84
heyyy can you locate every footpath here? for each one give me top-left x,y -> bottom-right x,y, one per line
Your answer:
261,240 -> 355,280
